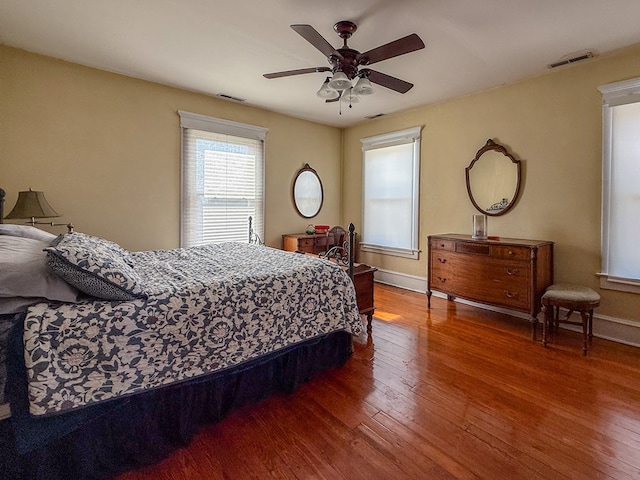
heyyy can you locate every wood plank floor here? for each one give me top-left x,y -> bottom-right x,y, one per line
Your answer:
120,283 -> 640,480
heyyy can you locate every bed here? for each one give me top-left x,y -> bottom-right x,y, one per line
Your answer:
0,190 -> 363,479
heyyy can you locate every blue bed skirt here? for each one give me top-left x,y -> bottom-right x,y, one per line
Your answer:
0,317 -> 353,480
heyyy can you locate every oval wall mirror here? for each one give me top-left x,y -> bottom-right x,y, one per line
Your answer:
293,163 -> 323,218
465,139 -> 522,216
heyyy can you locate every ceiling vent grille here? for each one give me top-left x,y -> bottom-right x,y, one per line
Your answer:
365,113 -> 385,119
217,93 -> 246,102
547,51 -> 593,69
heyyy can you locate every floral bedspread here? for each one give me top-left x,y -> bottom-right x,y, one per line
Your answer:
23,243 -> 362,416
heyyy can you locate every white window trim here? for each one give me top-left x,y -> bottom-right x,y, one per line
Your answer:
179,110 -> 268,140
178,111 -> 268,247
597,77 -> 640,293
360,126 -> 422,260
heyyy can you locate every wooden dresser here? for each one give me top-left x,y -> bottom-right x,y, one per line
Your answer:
282,233 -> 333,254
427,234 -> 553,339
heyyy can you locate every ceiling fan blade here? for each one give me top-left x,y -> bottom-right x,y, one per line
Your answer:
359,33 -> 425,65
291,24 -> 342,59
367,70 -> 414,94
263,67 -> 331,79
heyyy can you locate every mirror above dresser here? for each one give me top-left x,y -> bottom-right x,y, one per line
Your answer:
465,139 -> 522,216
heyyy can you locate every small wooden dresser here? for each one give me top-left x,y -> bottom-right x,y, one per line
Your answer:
282,233 -> 333,254
427,234 -> 553,339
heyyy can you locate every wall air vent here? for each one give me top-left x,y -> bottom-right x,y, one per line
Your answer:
547,51 -> 594,69
217,93 -> 246,102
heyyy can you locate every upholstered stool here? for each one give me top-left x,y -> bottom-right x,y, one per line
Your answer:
541,284 -> 600,355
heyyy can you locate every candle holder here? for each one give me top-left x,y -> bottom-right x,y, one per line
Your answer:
472,214 -> 487,240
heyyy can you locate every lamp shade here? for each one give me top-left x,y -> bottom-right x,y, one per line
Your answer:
354,76 -> 375,96
340,88 -> 360,104
5,189 -> 60,220
328,71 -> 351,90
316,77 -> 340,99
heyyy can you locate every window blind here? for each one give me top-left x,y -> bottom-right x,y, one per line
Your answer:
598,77 -> 640,292
179,111 -> 267,248
605,101 -> 640,280
360,126 -> 421,259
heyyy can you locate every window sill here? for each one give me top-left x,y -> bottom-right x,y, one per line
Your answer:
597,273 -> 640,294
360,243 -> 419,260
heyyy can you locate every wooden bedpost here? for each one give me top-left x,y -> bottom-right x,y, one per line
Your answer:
348,223 -> 355,279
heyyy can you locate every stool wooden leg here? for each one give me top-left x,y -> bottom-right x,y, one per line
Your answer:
588,309 -> 594,341
580,310 -> 589,356
542,305 -> 549,348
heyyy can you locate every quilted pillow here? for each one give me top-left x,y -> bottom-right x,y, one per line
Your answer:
45,232 -> 147,301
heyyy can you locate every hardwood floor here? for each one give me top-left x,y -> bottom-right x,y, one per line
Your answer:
120,283 -> 640,480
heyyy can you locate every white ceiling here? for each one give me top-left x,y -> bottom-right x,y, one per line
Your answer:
2,0 -> 640,128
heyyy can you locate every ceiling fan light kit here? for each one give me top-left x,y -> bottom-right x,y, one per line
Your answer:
264,20 -> 425,113
341,88 -> 360,104
354,76 -> 374,96
316,77 -> 340,99
328,71 -> 351,90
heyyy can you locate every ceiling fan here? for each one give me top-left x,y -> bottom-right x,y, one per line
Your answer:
263,21 -> 425,104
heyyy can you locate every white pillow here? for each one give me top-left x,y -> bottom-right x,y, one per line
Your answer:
0,224 -> 57,244
0,236 -> 79,314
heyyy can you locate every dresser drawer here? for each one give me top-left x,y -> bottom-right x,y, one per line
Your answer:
491,245 -> 530,261
295,238 -> 313,253
430,252 -> 531,310
431,238 -> 455,251
456,242 -> 490,256
479,261 -> 531,309
429,257 -> 456,291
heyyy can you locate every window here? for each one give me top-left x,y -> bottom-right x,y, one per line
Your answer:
598,77 -> 640,293
179,111 -> 267,247
360,126 -> 421,259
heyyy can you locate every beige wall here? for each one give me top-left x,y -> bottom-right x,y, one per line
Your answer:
3,43 -> 640,325
342,44 -> 640,323
0,46 -> 342,251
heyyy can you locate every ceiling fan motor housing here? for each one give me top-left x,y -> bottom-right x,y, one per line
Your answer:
332,21 -> 368,79
331,49 -> 362,79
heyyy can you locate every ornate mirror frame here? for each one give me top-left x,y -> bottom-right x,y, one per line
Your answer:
465,139 -> 522,216
292,163 -> 324,218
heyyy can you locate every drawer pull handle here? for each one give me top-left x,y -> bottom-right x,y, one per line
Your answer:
440,243 -> 446,248
506,268 -> 520,275
508,250 -> 514,256
437,276 -> 447,283
504,291 -> 518,298
438,258 -> 447,263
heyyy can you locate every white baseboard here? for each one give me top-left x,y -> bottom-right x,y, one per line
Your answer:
375,269 -> 640,348
374,268 -> 426,293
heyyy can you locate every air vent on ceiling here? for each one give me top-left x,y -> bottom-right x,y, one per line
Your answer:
547,51 -> 594,69
365,113 -> 386,120
217,93 -> 246,102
